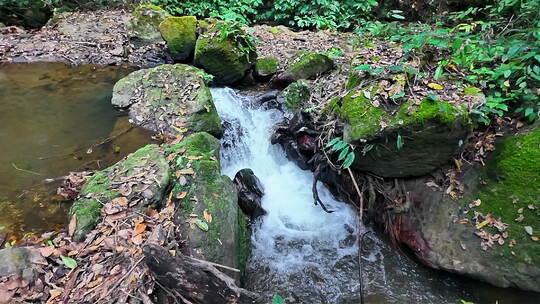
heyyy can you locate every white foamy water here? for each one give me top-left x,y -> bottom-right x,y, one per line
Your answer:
212,88 -> 358,288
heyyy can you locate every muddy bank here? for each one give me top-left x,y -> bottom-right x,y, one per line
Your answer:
0,9 -> 170,67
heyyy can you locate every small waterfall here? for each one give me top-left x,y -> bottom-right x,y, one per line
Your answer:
212,88 -> 360,302
211,88 -> 536,303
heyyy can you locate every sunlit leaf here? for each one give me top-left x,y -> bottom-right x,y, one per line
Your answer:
60,255 -> 77,269
342,152 -> 355,168
338,146 -> 349,161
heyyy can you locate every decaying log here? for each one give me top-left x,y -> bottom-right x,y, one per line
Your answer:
143,244 -> 263,304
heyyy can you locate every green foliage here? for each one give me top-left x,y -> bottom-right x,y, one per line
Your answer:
147,0 -> 262,25
359,0 -> 540,124
272,295 -> 285,304
326,137 -> 355,168
147,0 -> 378,30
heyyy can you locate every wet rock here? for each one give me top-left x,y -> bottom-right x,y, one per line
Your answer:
111,64 -> 222,137
167,133 -> 243,270
0,247 -> 45,281
281,80 -> 310,110
271,111 -> 318,170
194,20 -> 257,85
128,4 -> 171,43
254,57 -> 279,79
70,144 -> 170,242
233,169 -> 266,219
397,127 -> 540,292
337,92 -> 471,177
159,16 -> 198,61
271,52 -> 333,88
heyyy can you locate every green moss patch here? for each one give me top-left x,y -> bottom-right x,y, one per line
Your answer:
159,16 -> 197,61
468,127 -> 540,263
340,90 -> 387,140
287,52 -> 333,80
194,20 -> 256,85
282,80 -> 310,110
129,4 -> 171,41
255,57 -> 279,77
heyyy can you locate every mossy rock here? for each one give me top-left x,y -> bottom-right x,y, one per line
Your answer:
167,132 -> 241,270
281,80 -> 310,110
339,91 -> 471,177
467,126 -> 540,275
128,4 -> 171,42
70,144 -> 170,242
399,126 -> 540,292
194,20 -> 257,85
254,57 -> 279,78
111,64 -> 222,138
286,52 -> 333,81
159,16 -> 197,61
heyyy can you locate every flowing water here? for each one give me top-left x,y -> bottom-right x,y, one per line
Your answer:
0,63 -> 154,237
212,88 -> 538,304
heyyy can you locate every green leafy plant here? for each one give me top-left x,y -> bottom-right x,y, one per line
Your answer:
396,134 -> 404,150
326,137 -> 355,169
272,295 -> 285,304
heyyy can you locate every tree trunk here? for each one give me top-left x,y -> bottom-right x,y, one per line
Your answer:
143,244 -> 263,304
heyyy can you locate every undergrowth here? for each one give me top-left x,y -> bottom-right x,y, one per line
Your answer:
357,0 -> 540,124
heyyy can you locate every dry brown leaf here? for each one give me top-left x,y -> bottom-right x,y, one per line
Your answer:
133,223 -> 147,236
177,168 -> 195,175
131,234 -> 144,245
178,191 -> 188,199
203,209 -> 213,223
111,196 -> 129,206
68,215 -> 77,237
39,246 -> 55,258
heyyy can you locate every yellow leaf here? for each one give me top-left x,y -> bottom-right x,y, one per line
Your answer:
427,83 -> 444,90
203,209 -> 213,223
476,219 -> 490,229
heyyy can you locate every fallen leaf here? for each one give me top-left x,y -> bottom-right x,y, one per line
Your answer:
39,246 -> 55,258
195,219 -> 209,232
110,265 -> 123,276
133,223 -> 147,236
131,234 -> 144,245
469,199 -> 481,208
524,226 -> 533,235
177,168 -> 195,175
515,214 -> 524,222
203,210 -> 213,223
427,82 -> 444,90
532,236 -> 539,242
68,215 -> 76,237
103,203 -> 122,215
476,219 -> 490,229
527,204 -> 536,210
177,191 -> 188,199
111,196 -> 129,207
60,255 -> 77,269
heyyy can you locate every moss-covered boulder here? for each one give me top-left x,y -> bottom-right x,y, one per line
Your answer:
70,144 -> 170,242
339,91 -> 471,177
167,132 -> 243,270
159,16 -> 197,61
254,57 -> 279,79
111,64 -> 222,138
281,80 -> 310,110
194,20 -> 257,85
128,4 -> 171,43
396,126 -> 540,291
287,52 -> 333,80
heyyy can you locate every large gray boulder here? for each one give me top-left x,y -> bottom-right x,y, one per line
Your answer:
70,144 -> 170,242
166,132 -> 245,271
193,20 -> 257,85
395,126 -> 540,291
111,64 -> 222,138
337,91 -> 471,177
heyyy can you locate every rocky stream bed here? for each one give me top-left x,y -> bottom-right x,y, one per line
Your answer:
0,5 -> 539,304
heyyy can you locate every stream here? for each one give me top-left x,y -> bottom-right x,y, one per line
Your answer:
0,62 -> 154,237
211,88 -> 537,304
